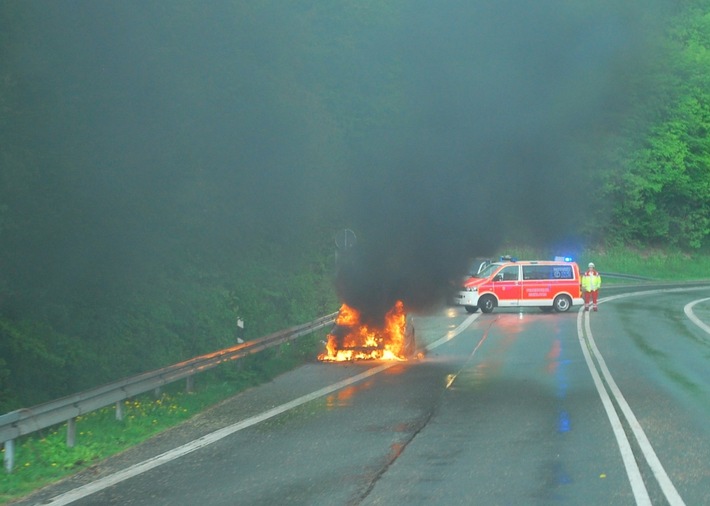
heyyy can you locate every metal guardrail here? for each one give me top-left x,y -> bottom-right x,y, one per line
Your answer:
1,311 -> 337,472
598,271 -> 655,281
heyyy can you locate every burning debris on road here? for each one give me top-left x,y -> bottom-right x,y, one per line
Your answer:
318,300 -> 417,362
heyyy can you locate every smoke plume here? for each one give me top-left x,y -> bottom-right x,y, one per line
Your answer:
336,0 -> 664,324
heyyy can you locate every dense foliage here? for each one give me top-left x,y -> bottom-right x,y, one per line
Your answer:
0,1 -> 708,412
595,1 -> 710,249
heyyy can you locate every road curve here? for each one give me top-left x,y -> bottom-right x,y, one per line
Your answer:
14,284 -> 710,506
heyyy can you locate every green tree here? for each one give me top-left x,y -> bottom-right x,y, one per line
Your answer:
598,1 -> 710,249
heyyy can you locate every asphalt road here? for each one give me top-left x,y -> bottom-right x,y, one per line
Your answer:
15,283 -> 710,505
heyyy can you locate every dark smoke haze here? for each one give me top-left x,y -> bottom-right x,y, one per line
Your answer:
1,1 -> 668,327
336,1 -> 664,324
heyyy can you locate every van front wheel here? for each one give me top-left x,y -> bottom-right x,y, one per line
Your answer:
479,295 -> 497,313
553,295 -> 572,312
464,305 -> 479,314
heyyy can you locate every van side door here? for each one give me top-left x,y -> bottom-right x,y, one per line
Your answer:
521,264 -> 577,303
521,265 -> 555,303
491,264 -> 522,306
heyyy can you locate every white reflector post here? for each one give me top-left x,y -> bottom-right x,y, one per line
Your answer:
3,439 -> 14,472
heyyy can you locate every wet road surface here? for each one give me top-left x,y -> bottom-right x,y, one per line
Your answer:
15,284 -> 710,505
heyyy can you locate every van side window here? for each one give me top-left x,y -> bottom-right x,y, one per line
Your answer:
552,266 -> 574,279
523,266 -> 543,280
498,266 -> 519,281
522,265 -> 574,280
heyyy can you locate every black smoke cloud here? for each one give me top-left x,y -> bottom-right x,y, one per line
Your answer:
1,1 -> 667,326
336,0 -> 665,324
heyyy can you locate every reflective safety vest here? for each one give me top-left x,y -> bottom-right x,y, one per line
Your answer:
581,270 -> 602,291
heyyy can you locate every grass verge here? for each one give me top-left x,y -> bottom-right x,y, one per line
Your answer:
3,245 -> 710,504
0,333 -> 326,505
495,245 -> 710,281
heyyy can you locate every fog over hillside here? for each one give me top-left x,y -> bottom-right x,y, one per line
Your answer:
1,1 -> 667,326
335,1 -> 665,323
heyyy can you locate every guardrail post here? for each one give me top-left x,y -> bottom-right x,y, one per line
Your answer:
67,418 -> 76,448
186,375 -> 194,393
3,439 -> 14,473
0,310 -> 339,471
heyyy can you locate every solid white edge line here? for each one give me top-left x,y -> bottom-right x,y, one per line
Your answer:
42,364 -> 395,505
578,286 -> 710,506
42,312 -> 481,506
683,297 -> 710,335
577,309 -> 652,506
426,312 -> 481,351
584,313 -> 686,506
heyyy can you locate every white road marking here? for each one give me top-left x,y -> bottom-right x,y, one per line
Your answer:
41,288 -> 709,506
683,297 -> 710,335
576,286 -> 710,506
425,312 -> 481,351
576,309 -> 651,505
438,313 -> 488,389
583,313 -> 685,506
41,313 -> 481,505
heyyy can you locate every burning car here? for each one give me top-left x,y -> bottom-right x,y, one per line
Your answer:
318,300 -> 416,361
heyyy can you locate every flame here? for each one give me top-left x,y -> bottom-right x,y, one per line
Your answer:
318,300 -> 413,362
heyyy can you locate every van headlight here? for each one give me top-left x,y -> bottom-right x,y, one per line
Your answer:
464,287 -> 478,292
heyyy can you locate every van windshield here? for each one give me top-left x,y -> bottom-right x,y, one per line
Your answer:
467,258 -> 491,276
476,263 -> 502,279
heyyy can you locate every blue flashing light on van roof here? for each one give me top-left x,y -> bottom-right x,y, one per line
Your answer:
500,255 -> 518,262
554,256 -> 574,262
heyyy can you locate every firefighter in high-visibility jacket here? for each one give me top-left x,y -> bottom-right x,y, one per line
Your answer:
581,262 -> 602,311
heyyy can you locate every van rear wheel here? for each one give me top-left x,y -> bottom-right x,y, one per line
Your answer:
479,295 -> 496,313
553,295 -> 572,312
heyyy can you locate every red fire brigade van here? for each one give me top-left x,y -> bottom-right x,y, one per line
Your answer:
454,259 -> 584,313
